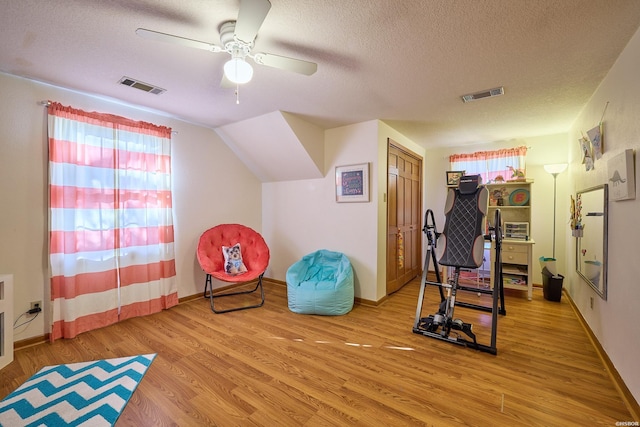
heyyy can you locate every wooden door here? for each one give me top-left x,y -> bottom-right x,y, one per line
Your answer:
387,141 -> 422,294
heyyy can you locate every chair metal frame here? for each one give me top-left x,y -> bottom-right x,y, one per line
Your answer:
203,273 -> 265,314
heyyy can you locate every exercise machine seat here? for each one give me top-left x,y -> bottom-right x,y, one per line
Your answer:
286,250 -> 354,315
436,175 -> 488,269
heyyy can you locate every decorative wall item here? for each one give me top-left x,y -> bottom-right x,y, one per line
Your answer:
587,123 -> 603,159
446,170 -> 465,187
607,148 -> 636,201
397,229 -> 404,269
570,194 -> 583,236
336,162 -> 369,202
508,188 -> 530,206
579,136 -> 594,171
582,101 -> 608,164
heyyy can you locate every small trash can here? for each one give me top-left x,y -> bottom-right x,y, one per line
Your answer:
539,256 -> 558,276
542,272 -> 564,302
540,256 -> 563,302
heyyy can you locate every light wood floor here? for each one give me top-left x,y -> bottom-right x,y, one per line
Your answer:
2,279 -> 635,426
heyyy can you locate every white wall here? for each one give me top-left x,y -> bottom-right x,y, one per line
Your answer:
424,134 -> 570,284
262,120 -> 425,302
567,25 -> 640,403
262,121 -> 380,301
0,72 -> 262,341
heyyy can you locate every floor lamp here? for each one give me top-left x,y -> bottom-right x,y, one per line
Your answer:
543,163 -> 568,259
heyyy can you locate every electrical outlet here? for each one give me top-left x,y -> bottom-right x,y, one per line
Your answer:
29,301 -> 42,314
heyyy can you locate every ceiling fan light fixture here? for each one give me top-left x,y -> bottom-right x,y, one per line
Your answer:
137,0 -> 318,90
224,57 -> 253,84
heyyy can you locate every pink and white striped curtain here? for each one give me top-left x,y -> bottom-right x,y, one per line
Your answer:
449,146 -> 527,183
47,102 -> 178,341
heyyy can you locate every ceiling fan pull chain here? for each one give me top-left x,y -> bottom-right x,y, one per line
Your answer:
235,85 -> 240,104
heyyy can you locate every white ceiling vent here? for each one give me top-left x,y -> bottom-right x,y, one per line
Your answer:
118,76 -> 166,95
461,86 -> 504,103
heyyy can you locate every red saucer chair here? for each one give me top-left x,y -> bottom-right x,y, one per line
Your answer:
197,224 -> 270,313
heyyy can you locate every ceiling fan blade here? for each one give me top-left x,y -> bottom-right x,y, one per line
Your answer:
136,28 -> 222,52
234,0 -> 272,44
253,53 -> 317,76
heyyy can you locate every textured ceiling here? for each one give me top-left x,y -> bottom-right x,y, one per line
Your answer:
2,0 -> 640,148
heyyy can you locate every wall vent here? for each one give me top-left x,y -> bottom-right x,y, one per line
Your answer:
461,86 -> 504,103
118,76 -> 166,95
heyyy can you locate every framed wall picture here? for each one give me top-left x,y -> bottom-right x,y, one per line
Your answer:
446,170 -> 465,187
336,163 -> 369,202
607,149 -> 635,201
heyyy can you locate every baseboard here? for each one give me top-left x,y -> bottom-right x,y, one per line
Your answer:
564,289 -> 640,420
265,277 -> 383,306
178,292 -> 203,303
356,295 -> 387,306
264,277 -> 286,287
14,334 -> 49,350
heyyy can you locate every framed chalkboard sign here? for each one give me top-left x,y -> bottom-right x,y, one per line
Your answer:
336,163 -> 369,202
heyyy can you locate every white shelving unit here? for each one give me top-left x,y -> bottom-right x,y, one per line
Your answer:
486,181 -> 535,300
493,240 -> 535,300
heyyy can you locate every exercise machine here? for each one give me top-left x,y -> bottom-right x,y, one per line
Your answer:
413,175 -> 505,355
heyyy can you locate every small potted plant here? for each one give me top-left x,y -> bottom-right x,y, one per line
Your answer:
507,166 -> 526,181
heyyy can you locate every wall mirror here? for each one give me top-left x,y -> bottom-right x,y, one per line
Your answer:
575,184 -> 608,299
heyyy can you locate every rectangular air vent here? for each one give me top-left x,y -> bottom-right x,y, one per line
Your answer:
461,86 -> 504,103
119,76 -> 166,95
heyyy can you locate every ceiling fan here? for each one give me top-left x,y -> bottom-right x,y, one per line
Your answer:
136,0 -> 317,87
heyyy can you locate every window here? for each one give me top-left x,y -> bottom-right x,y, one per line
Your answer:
449,146 -> 527,183
48,102 -> 178,340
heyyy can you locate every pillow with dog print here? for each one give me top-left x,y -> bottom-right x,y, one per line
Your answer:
222,243 -> 248,275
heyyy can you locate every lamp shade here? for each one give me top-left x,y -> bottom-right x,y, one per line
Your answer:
543,163 -> 568,175
224,58 -> 253,84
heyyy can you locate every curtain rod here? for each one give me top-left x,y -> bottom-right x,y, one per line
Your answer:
40,100 -> 178,134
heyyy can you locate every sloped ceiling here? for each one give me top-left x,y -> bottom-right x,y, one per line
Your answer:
216,111 -> 324,182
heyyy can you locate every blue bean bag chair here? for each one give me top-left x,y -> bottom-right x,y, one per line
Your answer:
286,250 -> 354,315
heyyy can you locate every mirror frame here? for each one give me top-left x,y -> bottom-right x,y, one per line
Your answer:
575,184 -> 608,299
